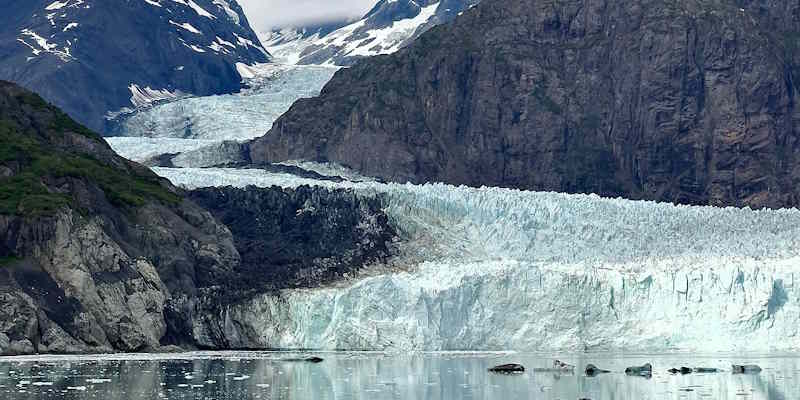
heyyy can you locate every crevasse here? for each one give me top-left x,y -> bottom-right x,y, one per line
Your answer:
157,167 -> 800,352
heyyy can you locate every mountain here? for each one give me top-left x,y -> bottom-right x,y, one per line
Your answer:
264,0 -> 481,66
250,0 -> 800,209
0,0 -> 269,133
261,19 -> 354,47
0,81 -> 395,355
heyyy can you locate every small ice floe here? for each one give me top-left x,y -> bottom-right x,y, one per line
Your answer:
67,386 -> 87,391
32,382 -> 54,386
256,384 -> 270,388
86,378 -> 111,384
232,375 -> 250,381
177,384 -> 189,388
204,380 -> 217,384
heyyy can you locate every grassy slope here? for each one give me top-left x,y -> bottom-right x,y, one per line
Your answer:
0,85 -> 179,216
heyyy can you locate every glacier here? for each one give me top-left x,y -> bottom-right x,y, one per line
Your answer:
105,64 -> 339,167
103,137 -> 219,163
109,64 -> 337,141
154,167 -> 800,352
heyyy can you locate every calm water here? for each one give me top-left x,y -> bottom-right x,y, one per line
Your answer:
0,352 -> 797,399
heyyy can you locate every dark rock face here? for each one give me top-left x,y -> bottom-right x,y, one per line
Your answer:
188,185 -> 397,294
488,363 -> 525,373
584,364 -> 610,376
251,0 -> 800,209
0,82 -> 398,354
0,0 -> 269,133
177,185 -> 398,349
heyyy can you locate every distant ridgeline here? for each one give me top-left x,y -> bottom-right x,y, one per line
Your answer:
263,0 -> 482,66
0,0 -> 269,133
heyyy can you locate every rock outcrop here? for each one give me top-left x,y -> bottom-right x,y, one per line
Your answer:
186,185 -> 397,348
0,81 -> 397,354
250,0 -> 800,209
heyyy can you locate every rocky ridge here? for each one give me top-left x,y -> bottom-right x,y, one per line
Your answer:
264,0 -> 482,66
251,0 -> 800,209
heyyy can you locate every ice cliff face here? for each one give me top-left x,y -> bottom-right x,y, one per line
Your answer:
156,167 -> 800,352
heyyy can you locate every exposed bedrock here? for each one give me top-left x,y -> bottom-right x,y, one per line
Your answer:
250,0 -> 800,209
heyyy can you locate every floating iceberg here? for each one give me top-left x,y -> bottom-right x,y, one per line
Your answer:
155,167 -> 800,352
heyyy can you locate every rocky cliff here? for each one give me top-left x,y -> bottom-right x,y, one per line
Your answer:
0,0 -> 269,133
0,81 -> 396,355
250,0 -> 800,209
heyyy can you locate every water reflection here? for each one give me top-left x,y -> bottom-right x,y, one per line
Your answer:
0,352 -> 796,399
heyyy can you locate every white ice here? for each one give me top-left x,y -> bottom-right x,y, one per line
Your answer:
113,64 -> 337,142
153,167 -> 800,352
106,137 -> 217,163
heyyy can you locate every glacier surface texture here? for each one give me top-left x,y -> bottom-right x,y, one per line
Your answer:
153,167 -> 800,352
107,64 -> 337,163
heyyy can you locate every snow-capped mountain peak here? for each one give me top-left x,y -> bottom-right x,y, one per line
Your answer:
0,0 -> 269,132
264,0 -> 482,66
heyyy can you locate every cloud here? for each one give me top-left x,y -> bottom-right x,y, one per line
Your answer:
237,0 -> 377,31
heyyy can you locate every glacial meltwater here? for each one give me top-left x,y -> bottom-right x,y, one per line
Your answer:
0,352 -> 797,399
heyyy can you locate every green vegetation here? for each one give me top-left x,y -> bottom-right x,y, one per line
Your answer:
14,90 -> 102,140
49,108 -> 103,140
0,107 -> 179,216
0,256 -> 21,267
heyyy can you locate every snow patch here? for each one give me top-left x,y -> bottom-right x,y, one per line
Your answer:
45,1 -> 69,10
169,20 -> 202,34
128,84 -> 183,108
212,0 -> 240,24
267,2 -> 440,65
171,0 -> 215,19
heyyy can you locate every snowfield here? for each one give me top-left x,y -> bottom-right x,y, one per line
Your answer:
154,167 -> 800,352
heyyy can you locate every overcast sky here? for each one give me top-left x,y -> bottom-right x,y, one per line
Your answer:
238,0 -> 377,31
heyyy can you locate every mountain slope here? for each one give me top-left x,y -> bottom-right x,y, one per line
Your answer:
0,82 -> 396,355
250,0 -> 800,209
264,0 -> 481,66
0,0 -> 269,133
